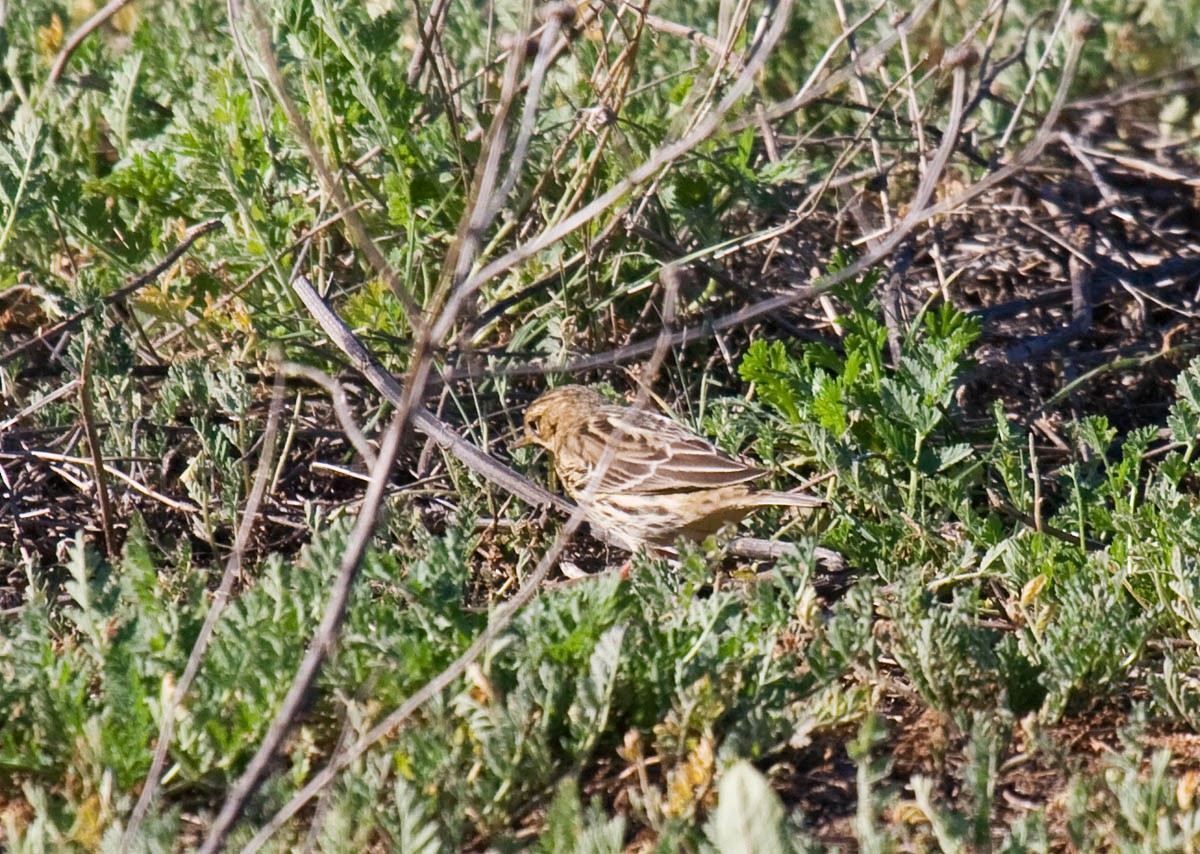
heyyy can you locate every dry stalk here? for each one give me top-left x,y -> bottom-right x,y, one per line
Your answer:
78,339 -> 117,560
643,11 -> 734,64
435,3 -> 562,301
46,0 -> 134,85
434,0 -> 797,344
405,0 -> 454,87
241,266 -> 686,853
500,16 -> 1089,382
198,398 -> 409,854
0,218 -> 223,369
123,367 -> 288,847
17,449 -> 198,512
235,0 -> 423,321
291,275 -> 573,515
279,362 -> 378,466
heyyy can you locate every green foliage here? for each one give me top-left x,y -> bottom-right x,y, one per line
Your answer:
740,274 -> 981,537
1025,566 -> 1149,723
704,762 -> 802,854
1063,744 -> 1200,850
885,584 -> 999,717
1,526 -> 170,787
732,304 -> 1200,841
534,778 -> 626,854
4,0 -> 1200,848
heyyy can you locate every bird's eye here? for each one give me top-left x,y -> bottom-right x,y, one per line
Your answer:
527,420 -> 540,436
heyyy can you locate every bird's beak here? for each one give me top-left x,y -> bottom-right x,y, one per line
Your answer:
512,431 -> 535,450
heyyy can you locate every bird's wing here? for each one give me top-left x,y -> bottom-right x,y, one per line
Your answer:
563,405 -> 766,493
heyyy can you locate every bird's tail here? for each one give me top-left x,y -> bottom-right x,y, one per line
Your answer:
749,490 -> 826,509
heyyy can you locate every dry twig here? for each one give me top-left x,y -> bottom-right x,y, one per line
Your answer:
0,219 -> 223,369
47,0 -> 134,85
198,398 -> 408,854
78,339 -> 117,559
122,366 -> 288,847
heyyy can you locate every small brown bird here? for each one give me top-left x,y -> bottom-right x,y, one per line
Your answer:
514,385 -> 825,550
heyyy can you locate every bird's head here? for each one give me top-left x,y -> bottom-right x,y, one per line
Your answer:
514,385 -> 605,452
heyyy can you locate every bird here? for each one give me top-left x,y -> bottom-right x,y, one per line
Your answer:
513,385 -> 825,550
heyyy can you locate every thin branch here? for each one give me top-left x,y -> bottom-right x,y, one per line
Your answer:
643,12 -> 734,65
122,368 -> 288,847
236,0 -> 422,322
436,5 -> 554,303
291,276 -> 574,516
996,0 -> 1072,152
197,401 -> 409,854
0,218 -> 223,369
405,0 -> 453,86
241,268 -> 689,853
727,537 -> 846,571
279,362 -> 378,467
430,0 -> 797,344
20,450 -> 199,512
992,223 -> 1095,366
47,0 -> 134,85
490,10 -> 566,235
78,339 -> 117,559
